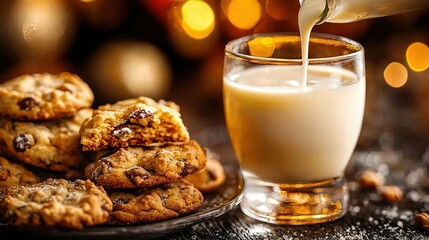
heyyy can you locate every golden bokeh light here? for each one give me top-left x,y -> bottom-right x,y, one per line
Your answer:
181,0 -> 215,39
384,62 -> 408,88
89,41 -> 171,101
226,0 -> 261,30
9,0 -> 74,60
249,37 -> 275,57
406,42 -> 429,72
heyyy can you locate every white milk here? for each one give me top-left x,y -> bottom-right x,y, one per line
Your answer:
224,65 -> 365,183
298,0 -> 326,87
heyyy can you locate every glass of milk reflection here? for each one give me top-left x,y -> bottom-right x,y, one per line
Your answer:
223,33 -> 365,225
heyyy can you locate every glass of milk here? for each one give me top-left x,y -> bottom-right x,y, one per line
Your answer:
223,32 -> 365,225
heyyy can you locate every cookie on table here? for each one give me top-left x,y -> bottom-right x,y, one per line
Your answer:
0,178 -> 112,229
85,140 -> 207,188
80,97 -> 190,151
108,180 -> 203,224
184,157 -> 226,193
0,108 -> 92,171
0,156 -> 40,188
0,72 -> 94,121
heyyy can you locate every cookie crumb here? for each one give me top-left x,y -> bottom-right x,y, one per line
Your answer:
415,213 -> 429,229
359,171 -> 384,189
379,185 -> 403,203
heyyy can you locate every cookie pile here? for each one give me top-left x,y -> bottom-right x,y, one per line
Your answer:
0,73 -> 113,229
0,72 -> 226,229
80,97 -> 207,224
0,72 -> 94,173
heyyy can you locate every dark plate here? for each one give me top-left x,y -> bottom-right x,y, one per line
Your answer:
0,156 -> 244,239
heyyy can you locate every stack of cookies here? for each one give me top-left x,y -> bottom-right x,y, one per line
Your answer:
0,72 -> 94,176
0,72 -> 226,229
80,97 -> 208,224
0,73 -> 113,229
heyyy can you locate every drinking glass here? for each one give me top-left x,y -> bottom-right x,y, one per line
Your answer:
223,32 -> 365,224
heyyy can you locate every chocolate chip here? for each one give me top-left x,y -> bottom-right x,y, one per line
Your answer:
100,159 -> 113,171
180,163 -> 197,177
90,161 -> 112,182
125,166 -> 151,183
129,109 -> 154,121
112,126 -> 132,139
90,166 -> 103,182
13,134 -> 34,152
18,97 -> 38,111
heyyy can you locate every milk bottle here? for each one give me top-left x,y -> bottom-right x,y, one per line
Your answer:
299,0 -> 429,24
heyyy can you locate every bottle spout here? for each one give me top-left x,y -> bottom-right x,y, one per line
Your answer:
299,0 -> 330,25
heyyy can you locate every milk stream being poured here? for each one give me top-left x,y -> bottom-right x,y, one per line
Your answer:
298,0 -> 326,87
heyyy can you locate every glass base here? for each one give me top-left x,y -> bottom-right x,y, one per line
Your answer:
240,176 -> 349,225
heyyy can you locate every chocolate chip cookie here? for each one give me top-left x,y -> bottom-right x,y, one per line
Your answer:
0,72 -> 94,121
80,97 -> 190,151
108,180 -> 203,224
184,157 -> 226,193
85,140 -> 207,188
0,156 -> 39,188
0,108 -> 92,171
0,178 -> 112,229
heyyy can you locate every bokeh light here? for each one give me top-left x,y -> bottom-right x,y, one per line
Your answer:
225,0 -> 261,30
89,41 -> 171,102
181,0 -> 215,39
168,0 -> 218,59
8,0 -> 74,60
248,37 -> 275,57
406,42 -> 429,72
384,62 -> 408,88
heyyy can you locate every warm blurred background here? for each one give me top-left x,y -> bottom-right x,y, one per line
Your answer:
0,0 -> 428,152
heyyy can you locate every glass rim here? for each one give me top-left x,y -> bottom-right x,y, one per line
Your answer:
224,32 -> 364,64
